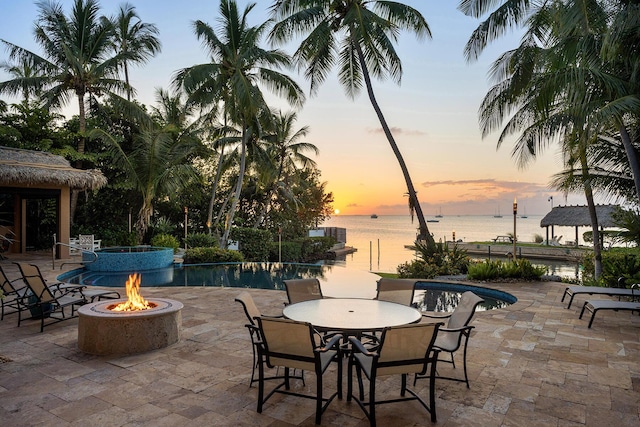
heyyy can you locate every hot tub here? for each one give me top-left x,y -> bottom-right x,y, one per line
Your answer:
83,246 -> 174,272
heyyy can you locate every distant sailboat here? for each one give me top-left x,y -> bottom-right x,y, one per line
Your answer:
521,206 -> 528,219
494,207 -> 503,218
435,207 -> 443,218
370,214 -> 378,219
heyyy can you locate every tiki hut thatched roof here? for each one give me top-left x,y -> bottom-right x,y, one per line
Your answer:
540,205 -> 618,228
0,146 -> 107,190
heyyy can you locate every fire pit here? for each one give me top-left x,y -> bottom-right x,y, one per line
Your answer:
77,274 -> 183,355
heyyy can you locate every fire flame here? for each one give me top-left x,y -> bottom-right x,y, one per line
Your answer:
111,273 -> 153,311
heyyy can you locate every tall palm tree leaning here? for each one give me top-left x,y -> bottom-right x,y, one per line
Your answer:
0,0 -> 129,221
110,3 -> 162,101
173,0 -> 305,248
269,0 -> 436,249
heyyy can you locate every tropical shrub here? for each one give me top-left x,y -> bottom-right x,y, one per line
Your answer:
230,227 -> 272,261
268,241 -> 302,262
151,217 -> 176,236
398,241 -> 470,279
533,233 -> 544,243
183,247 -> 245,264
582,247 -> 640,287
467,259 -> 546,281
397,260 -> 440,279
151,233 -> 180,253
185,232 -> 218,248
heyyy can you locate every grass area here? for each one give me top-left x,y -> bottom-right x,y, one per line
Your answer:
373,272 -> 398,278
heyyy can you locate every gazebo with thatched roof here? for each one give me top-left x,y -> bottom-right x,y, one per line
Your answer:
0,147 -> 106,258
539,205 -> 618,246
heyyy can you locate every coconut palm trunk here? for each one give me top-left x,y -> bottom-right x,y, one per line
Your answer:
355,45 -> 435,248
619,125 -> 640,202
221,126 -> 249,248
579,149 -> 602,279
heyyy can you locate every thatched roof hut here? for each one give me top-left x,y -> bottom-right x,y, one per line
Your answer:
0,146 -> 106,190
539,205 -> 618,246
540,205 -> 617,228
0,147 -> 107,258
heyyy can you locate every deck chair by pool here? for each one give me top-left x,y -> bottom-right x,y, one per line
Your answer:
562,284 -> 639,309
15,262 -> 88,332
234,291 -> 291,387
15,262 -> 120,303
283,278 -> 323,304
417,291 -> 484,388
348,322 -> 442,426
0,265 -> 29,322
375,278 -> 417,306
579,299 -> 640,328
255,317 -> 342,425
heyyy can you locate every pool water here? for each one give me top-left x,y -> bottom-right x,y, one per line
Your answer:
59,262 -> 516,312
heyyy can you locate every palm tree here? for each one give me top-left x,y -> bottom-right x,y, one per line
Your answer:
173,0 -> 305,248
0,0 -> 128,220
93,124 -> 203,242
270,0 -> 436,248
466,0 -> 629,278
110,3 -> 161,101
0,56 -> 45,104
253,110 -> 318,227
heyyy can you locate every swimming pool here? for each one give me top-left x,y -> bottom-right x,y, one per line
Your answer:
59,262 -> 516,312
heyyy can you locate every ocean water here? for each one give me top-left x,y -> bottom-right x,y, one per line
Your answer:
321,215 -> 582,277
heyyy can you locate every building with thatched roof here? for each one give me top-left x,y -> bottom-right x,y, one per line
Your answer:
0,146 -> 107,258
539,205 -> 618,246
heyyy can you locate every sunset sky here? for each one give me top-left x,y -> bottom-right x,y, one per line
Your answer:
1,0 -> 592,216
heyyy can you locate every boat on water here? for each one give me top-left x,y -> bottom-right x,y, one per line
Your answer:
494,207 -> 503,218
435,207 -> 443,218
370,214 -> 378,219
427,219 -> 439,223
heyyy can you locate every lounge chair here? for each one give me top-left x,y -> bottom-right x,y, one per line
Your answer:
255,317 -> 342,424
14,263 -> 120,331
579,299 -> 640,328
417,291 -> 485,388
375,278 -> 417,306
562,284 -> 639,309
348,322 -> 443,425
0,265 -> 30,322
15,262 -> 120,303
234,291 -> 290,387
14,262 -> 89,332
283,278 -> 323,304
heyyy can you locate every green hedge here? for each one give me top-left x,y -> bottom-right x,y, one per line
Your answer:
230,227 -> 273,261
582,247 -> 640,286
185,232 -> 218,248
183,247 -> 245,264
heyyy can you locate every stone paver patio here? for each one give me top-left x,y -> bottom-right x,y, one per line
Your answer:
0,256 -> 639,426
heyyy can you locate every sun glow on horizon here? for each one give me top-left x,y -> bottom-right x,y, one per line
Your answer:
334,209 -> 340,215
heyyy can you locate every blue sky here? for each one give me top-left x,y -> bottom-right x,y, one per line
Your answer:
0,0 -> 590,216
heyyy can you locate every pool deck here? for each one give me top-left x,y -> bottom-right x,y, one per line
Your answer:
1,254 -> 639,426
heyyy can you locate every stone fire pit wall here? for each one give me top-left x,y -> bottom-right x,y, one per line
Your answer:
77,298 -> 183,356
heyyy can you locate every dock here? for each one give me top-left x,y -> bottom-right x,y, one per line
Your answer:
454,242 -> 586,261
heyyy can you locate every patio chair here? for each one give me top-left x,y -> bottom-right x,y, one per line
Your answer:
0,265 -> 29,322
347,322 -> 443,426
16,262 -> 119,303
234,291 -> 291,387
562,284 -> 639,309
375,278 -> 417,306
416,291 -> 484,388
14,263 -> 120,331
283,278 -> 323,304
579,297 -> 640,328
14,262 -> 88,332
255,317 -> 343,424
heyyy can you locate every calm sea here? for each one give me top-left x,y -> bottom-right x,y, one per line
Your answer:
321,215 -> 582,277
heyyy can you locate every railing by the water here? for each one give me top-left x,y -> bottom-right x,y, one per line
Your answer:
52,234 -> 98,270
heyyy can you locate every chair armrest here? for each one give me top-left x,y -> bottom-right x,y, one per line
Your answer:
422,312 -> 452,320
439,325 -> 474,334
319,333 -> 343,352
348,336 -> 378,357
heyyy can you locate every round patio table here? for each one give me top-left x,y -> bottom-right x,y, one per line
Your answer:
282,298 -> 421,334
